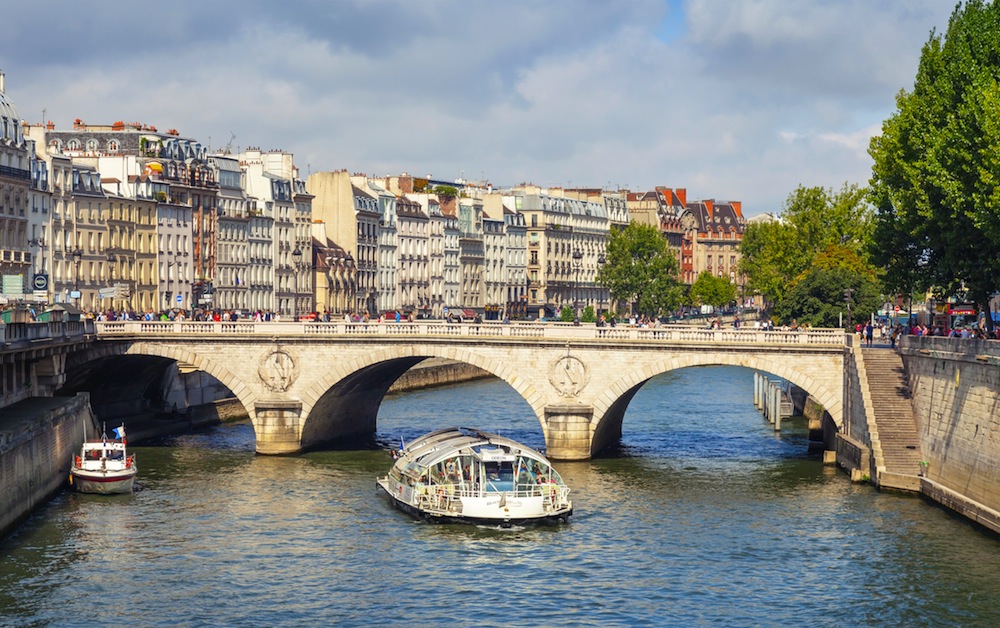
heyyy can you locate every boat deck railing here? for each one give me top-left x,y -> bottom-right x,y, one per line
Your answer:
390,477 -> 571,513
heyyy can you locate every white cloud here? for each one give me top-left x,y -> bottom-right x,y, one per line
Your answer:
0,0 -> 956,216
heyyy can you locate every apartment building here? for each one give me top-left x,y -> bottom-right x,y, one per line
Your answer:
0,72 -> 31,294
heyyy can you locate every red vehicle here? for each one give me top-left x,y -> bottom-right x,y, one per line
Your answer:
948,303 -> 978,332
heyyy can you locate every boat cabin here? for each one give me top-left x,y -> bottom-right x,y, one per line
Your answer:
391,427 -> 565,499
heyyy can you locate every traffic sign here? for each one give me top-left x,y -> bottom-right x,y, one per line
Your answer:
32,274 -> 48,291
176,294 -> 182,303
98,287 -> 116,297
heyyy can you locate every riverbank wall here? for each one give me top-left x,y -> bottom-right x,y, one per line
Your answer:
387,357 -> 491,392
900,337 -> 1000,533
0,394 -> 96,539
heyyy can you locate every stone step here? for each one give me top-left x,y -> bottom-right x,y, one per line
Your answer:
859,348 -> 923,485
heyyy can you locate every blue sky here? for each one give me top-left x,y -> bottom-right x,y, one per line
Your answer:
0,0 -> 954,216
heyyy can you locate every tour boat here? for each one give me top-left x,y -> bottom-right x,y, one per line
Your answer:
376,427 -> 572,526
69,424 -> 137,494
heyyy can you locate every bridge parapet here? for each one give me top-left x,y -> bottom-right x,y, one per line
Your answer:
95,321 -> 845,346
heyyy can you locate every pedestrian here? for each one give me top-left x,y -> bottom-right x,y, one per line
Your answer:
864,322 -> 873,347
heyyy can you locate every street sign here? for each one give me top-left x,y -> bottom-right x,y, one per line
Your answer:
98,287 -> 116,297
176,294 -> 182,303
32,274 -> 48,291
894,305 -> 900,313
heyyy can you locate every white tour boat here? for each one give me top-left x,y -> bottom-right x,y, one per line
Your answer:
69,424 -> 137,494
377,427 -> 572,526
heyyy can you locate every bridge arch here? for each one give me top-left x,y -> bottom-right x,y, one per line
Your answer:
69,341 -> 257,423
298,344 -> 546,450
590,353 -> 842,457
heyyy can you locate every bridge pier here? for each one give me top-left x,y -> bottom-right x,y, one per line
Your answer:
253,399 -> 304,455
542,403 -> 594,461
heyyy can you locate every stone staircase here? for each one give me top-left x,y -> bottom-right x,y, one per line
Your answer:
860,348 -> 922,490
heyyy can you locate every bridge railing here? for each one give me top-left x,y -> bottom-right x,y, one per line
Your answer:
1,319 -> 95,348
94,320 -> 845,345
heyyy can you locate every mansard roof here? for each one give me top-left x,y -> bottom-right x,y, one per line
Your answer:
683,199 -> 746,235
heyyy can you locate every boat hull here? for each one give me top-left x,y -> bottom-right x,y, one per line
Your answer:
70,468 -> 137,495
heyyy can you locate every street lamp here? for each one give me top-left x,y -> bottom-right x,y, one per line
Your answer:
344,253 -> 355,314
291,246 -> 302,321
72,248 -> 83,308
844,288 -> 854,330
107,251 -> 116,312
572,248 -> 583,316
597,253 -> 606,317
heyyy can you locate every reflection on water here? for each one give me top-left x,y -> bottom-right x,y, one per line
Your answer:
2,366 -> 999,626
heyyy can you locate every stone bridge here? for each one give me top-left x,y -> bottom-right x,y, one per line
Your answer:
82,321 -> 846,460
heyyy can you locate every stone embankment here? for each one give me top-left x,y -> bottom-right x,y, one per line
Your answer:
0,394 -> 95,538
902,336 -> 1000,533
837,335 -> 1000,534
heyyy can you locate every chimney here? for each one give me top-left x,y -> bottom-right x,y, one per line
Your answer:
676,188 -> 686,206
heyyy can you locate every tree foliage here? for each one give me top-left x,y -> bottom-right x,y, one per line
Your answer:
432,185 -> 458,198
773,266 -> 882,329
739,183 -> 876,321
868,0 -> 1000,329
597,222 -> 683,317
688,271 -> 737,308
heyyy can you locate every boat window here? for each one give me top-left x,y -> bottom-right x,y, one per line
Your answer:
483,461 -> 514,492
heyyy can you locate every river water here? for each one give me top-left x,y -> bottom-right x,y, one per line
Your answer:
2,365 -> 999,627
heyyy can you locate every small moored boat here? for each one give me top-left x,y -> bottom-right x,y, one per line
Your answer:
69,424 -> 137,494
377,427 -> 572,526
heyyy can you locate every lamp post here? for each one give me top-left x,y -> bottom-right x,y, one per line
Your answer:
107,251 -> 116,313
597,253 -> 606,317
72,248 -> 83,309
844,288 -> 854,331
344,253 -> 355,315
572,247 -> 583,316
291,246 -> 302,321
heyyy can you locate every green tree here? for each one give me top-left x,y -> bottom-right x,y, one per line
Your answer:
738,219 -> 801,307
688,271 -> 737,308
773,266 -> 881,328
597,222 -> 683,317
869,0 -> 1000,331
580,305 -> 597,323
739,183 -> 873,309
559,306 -> 575,322
432,185 -> 458,199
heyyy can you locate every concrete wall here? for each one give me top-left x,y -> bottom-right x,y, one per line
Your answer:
0,394 -> 96,539
902,337 -> 1000,530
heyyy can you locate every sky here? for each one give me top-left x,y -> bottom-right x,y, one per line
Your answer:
0,0 -> 956,217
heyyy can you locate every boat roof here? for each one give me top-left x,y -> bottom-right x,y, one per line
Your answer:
398,427 -> 549,469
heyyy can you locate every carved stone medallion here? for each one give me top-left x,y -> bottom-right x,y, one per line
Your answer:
258,349 -> 298,392
549,355 -> 589,397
